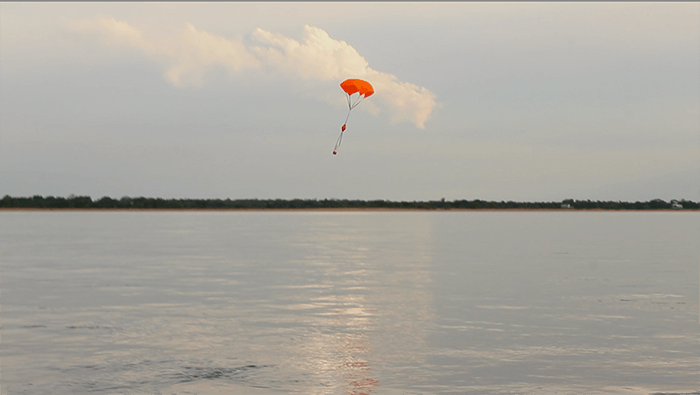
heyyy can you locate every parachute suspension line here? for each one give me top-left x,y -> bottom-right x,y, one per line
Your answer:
350,93 -> 366,110
333,128 -> 344,155
344,107 -> 352,125
345,92 -> 366,111
334,106 -> 352,155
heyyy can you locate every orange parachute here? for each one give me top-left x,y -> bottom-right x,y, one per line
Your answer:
340,79 -> 374,98
333,79 -> 374,155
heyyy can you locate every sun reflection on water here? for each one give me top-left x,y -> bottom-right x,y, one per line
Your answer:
286,213 -> 436,394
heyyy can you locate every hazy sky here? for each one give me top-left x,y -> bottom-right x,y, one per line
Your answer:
1,2 -> 698,201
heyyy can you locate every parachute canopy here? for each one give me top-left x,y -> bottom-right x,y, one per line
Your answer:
340,79 -> 374,98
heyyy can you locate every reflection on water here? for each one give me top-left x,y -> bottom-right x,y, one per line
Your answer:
0,211 -> 698,395
262,213 -> 434,395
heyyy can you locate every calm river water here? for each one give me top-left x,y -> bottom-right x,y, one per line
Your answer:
1,211 -> 698,395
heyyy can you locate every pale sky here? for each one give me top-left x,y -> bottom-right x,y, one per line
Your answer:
1,2 -> 698,202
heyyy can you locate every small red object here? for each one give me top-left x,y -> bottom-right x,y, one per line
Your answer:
333,151 -> 337,155
341,124 -> 346,132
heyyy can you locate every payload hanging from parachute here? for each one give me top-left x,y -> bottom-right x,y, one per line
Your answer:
333,79 -> 374,155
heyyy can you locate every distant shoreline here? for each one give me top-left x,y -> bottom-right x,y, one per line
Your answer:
3,196 -> 698,211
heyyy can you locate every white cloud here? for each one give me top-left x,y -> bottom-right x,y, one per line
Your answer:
72,19 -> 437,128
251,25 -> 370,80
164,23 -> 260,87
99,18 -> 151,50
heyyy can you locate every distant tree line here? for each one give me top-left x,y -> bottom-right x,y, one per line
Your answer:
1,195 -> 698,210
